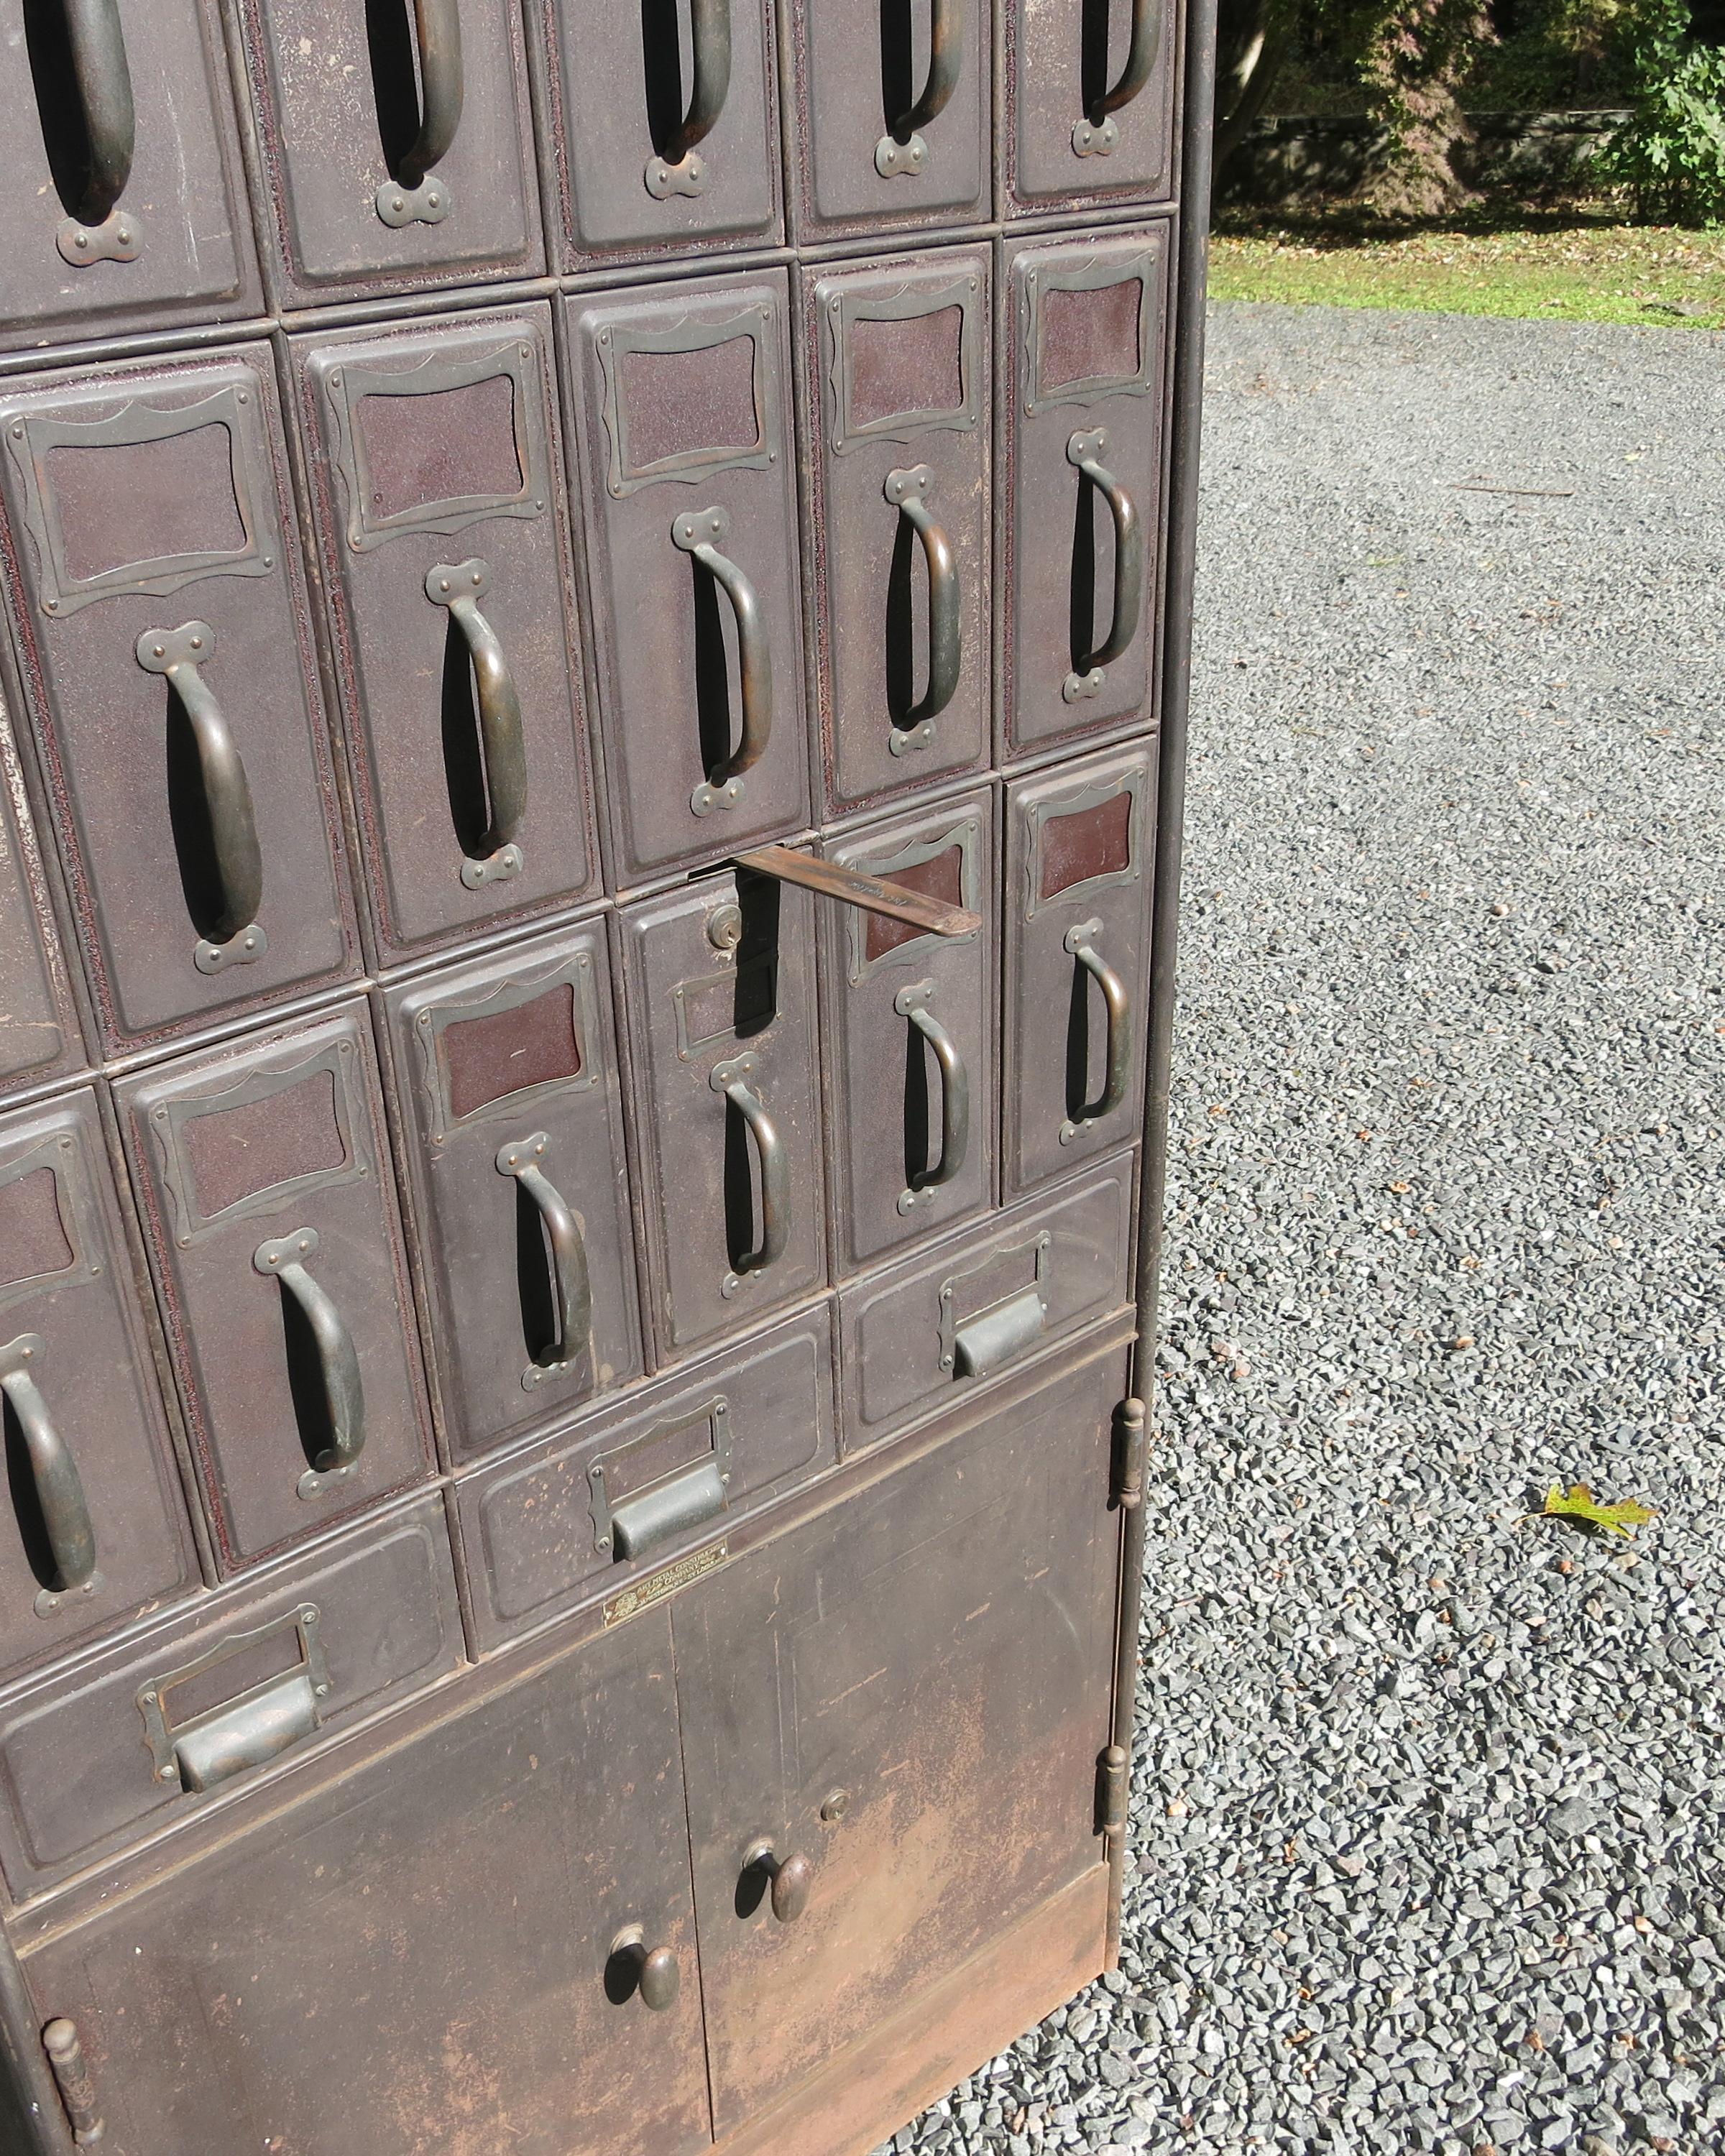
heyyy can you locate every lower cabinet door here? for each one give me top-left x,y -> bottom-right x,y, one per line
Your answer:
671,1345 -> 1124,2131
19,1609 -> 712,2156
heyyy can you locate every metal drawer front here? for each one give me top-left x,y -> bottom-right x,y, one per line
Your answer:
1005,743 -> 1155,1195
1006,0 -> 1177,212
805,249 -> 992,816
456,1302 -> 835,1652
0,347 -> 356,1054
0,0 -> 259,350
0,1492 -> 462,1898
537,0 -> 780,264
1002,226 -> 1172,758
382,916 -> 643,1463
671,1344 -> 1125,2132
0,708 -> 82,1103
618,868 -> 826,1359
838,1153 -> 1134,1450
564,274 -> 809,885
820,786 -> 996,1274
0,1089 -> 198,1685
116,1003 -> 435,1572
233,0 -> 542,305
295,304 -> 599,964
787,0 -> 990,241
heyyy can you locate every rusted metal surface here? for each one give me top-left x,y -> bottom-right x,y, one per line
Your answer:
737,844 -> 982,941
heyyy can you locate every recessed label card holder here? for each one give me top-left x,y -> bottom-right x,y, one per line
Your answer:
597,309 -> 776,498
827,277 -> 980,453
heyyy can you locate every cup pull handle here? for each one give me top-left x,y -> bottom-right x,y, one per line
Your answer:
1062,920 -> 1132,1141
884,466 -> 962,752
895,983 -> 970,1212
608,1455 -> 727,1563
170,1666 -> 320,1792
254,1230 -> 367,1493
428,560 -> 528,888
397,0 -> 464,183
711,1055 -> 789,1286
1064,430 -> 1144,701
876,0 -> 962,174
497,1135 -> 593,1390
138,623 -> 268,975
674,508 -> 772,815
0,1335 -> 98,1606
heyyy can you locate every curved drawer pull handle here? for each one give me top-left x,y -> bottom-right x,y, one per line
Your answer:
137,622 -> 268,976
0,1334 -> 99,1613
742,1839 -> 814,1923
1063,430 -> 1144,704
883,466 -> 962,756
496,1134 -> 593,1392
428,560 -> 528,889
645,0 -> 732,197
1072,0 -> 1161,155
876,0 -> 962,176
711,1054 -> 788,1291
254,1230 -> 367,1496
673,508 -> 773,816
894,982 -> 970,1213
609,1927 -> 683,2011
1062,920 -> 1131,1142
52,0 -> 139,266
375,0 -> 463,224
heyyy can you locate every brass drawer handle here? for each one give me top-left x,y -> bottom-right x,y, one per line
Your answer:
496,1135 -> 593,1391
1072,0 -> 1162,155
645,0 -> 732,197
375,0 -> 464,224
254,1230 -> 367,1496
0,1334 -> 99,1614
1064,430 -> 1144,703
52,0 -> 139,267
711,1055 -> 788,1289
876,0 -> 962,177
895,982 -> 970,1214
1062,921 -> 1131,1141
428,560 -> 528,890
674,507 -> 773,816
884,466 -> 962,755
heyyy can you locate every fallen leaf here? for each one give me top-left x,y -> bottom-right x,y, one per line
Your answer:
1539,1483 -> 1657,1537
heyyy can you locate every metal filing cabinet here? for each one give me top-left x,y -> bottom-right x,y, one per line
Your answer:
0,0 -> 1217,2146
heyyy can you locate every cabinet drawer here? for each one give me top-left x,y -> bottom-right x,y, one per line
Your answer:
382,916 -> 643,1465
116,1003 -> 435,1572
0,346 -> 356,1054
804,249 -> 991,816
0,1089 -> 198,1685
0,0 -> 259,350
785,0 -> 990,242
535,0 -> 780,266
1004,743 -> 1154,1195
1005,0 -> 1177,213
564,274 -> 810,885
820,785 -> 996,1275
455,1302 -> 835,1654
0,1492 -> 462,1899
837,1153 -> 1134,1450
1000,226 -> 1172,758
617,868 -> 827,1361
0,709 -> 83,1102
294,303 -> 599,964
233,0 -> 542,305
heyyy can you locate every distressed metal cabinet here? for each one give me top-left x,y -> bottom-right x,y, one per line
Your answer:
0,0 -> 259,352
0,709 -> 83,1103
783,0 -> 991,242
533,0 -> 781,267
0,1087 -> 198,1682
565,272 -> 809,886
231,0 -> 543,305
294,303 -> 599,965
1001,225 -> 1172,759
671,1345 -> 1125,2132
115,1003 -> 436,1572
804,248 -> 991,818
1005,742 -> 1155,1197
1004,0 -> 1179,213
382,916 -> 643,1463
0,346 -> 356,1054
12,1605 -> 707,2156
617,867 -> 826,1360
820,785 -> 996,1274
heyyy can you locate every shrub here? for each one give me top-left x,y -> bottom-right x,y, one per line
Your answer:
1596,0 -> 1725,220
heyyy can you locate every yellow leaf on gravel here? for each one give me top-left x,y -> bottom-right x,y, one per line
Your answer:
1541,1483 -> 1658,1537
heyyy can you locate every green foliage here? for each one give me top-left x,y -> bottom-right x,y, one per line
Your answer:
1539,1482 -> 1660,1535
1597,0 -> 1725,222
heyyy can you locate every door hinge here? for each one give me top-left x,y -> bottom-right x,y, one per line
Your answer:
42,2017 -> 105,2146
1111,1396 -> 1146,1509
1095,1743 -> 1129,1842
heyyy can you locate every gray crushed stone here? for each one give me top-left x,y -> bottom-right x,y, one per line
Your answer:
879,302 -> 1725,2155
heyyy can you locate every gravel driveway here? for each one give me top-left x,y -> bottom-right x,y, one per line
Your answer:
886,302 -> 1725,2156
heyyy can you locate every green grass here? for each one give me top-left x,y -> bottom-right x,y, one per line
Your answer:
1209,216 -> 1725,329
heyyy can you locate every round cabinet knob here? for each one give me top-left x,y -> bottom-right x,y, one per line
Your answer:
770,1851 -> 814,1925
638,1945 -> 681,2012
